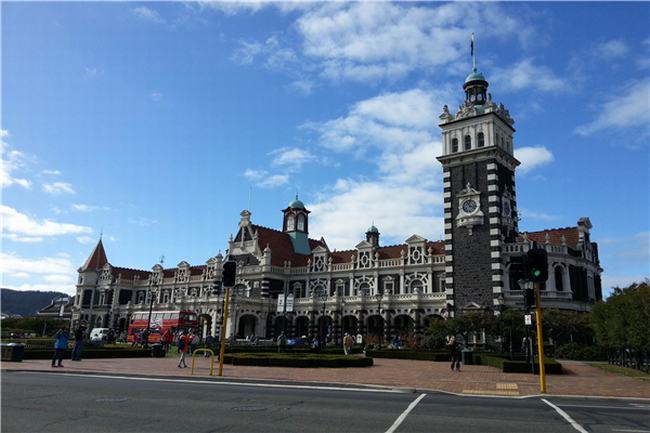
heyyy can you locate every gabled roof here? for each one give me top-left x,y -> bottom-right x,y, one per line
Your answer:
250,224 -> 326,266
520,227 -> 580,248
111,267 -> 151,280
80,239 -> 108,271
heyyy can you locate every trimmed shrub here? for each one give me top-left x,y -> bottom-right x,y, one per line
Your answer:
225,353 -> 372,368
366,350 -> 450,362
555,343 -> 607,361
23,348 -> 151,360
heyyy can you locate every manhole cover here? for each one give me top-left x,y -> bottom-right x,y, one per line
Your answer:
95,397 -> 128,403
232,405 -> 267,412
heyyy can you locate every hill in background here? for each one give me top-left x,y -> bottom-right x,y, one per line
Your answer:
1,288 -> 69,317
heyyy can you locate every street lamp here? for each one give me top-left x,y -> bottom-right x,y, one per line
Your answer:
144,284 -> 160,348
339,299 -> 346,345
374,293 -> 383,350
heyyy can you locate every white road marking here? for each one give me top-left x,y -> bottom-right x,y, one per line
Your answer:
28,372 -> 405,394
611,430 -> 650,433
385,393 -> 426,433
557,404 -> 649,411
542,398 -> 589,433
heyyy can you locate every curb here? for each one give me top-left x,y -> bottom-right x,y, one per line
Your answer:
5,369 -> 649,401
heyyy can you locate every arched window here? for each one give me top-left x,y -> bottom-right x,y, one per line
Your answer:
477,132 -> 485,147
358,283 -> 370,297
287,214 -> 295,231
410,279 -> 423,294
464,135 -> 471,150
451,138 -> 458,153
297,214 -> 305,231
555,266 -> 564,291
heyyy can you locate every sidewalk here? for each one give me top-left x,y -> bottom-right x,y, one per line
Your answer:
2,356 -> 648,399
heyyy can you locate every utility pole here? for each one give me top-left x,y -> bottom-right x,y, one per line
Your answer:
534,280 -> 547,393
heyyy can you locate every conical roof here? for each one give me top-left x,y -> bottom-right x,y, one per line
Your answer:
80,238 -> 108,271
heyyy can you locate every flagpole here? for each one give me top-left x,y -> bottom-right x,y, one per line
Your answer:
471,32 -> 476,70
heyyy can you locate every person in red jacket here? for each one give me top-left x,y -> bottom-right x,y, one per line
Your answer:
177,331 -> 189,368
161,329 -> 173,353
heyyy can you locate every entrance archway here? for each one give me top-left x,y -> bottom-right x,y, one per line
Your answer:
295,315 -> 309,338
317,316 -> 333,345
198,314 -> 212,338
274,316 -> 288,336
367,315 -> 384,344
237,314 -> 257,339
393,314 -> 415,337
341,315 -> 358,336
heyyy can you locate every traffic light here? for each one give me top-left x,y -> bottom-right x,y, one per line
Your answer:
524,288 -> 535,307
221,261 -> 237,287
526,248 -> 548,282
509,254 -> 527,282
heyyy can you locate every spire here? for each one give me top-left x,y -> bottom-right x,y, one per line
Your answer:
81,238 -> 108,271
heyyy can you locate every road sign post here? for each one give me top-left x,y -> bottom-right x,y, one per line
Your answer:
534,280 -> 546,393
218,286 -> 230,377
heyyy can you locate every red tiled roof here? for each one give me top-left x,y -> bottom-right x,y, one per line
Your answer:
520,227 -> 580,248
112,267 -> 151,280
190,265 -> 206,276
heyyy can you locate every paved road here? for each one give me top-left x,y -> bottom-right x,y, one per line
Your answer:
2,371 -> 648,433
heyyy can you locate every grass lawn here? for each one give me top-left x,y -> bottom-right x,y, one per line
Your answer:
591,363 -> 650,382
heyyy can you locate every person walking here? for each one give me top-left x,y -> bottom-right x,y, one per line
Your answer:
71,325 -> 85,361
52,327 -> 69,368
204,334 -> 215,358
277,332 -> 287,353
177,331 -> 189,368
448,335 -> 462,372
190,332 -> 200,354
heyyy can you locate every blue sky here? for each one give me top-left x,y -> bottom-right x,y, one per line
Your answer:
1,1 -> 648,296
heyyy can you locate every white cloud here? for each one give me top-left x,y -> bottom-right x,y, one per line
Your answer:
150,92 -> 163,102
128,216 -> 159,227
1,205 -> 92,239
575,79 -> 650,136
225,2 -> 528,83
132,6 -> 165,24
289,79 -> 314,95
71,203 -> 110,212
1,134 -> 32,190
595,39 -> 629,59
76,236 -> 94,245
42,169 -> 61,176
518,208 -> 560,222
0,251 -> 78,295
514,146 -> 554,174
492,58 -> 567,93
43,181 -> 76,195
270,147 -> 316,170
304,87 -> 449,248
308,180 -> 444,249
243,169 -> 289,189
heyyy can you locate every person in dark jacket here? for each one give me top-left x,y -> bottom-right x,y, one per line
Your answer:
448,336 -> 462,372
52,327 -> 69,368
71,325 -> 85,361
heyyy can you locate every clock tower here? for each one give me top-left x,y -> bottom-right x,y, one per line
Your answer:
437,59 -> 520,315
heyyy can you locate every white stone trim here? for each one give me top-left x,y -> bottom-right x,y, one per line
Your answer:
489,217 -> 500,224
492,287 -> 502,294
445,255 -> 453,262
443,201 -> 452,209
445,277 -> 454,284
445,266 -> 454,273
490,228 -> 500,235
487,163 -> 497,170
488,196 -> 499,203
490,240 -> 501,247
488,184 -> 498,192
444,212 -> 452,219
444,191 -> 452,198
492,274 -> 503,282
487,173 -> 498,181
488,206 -> 499,213
491,251 -> 501,258
445,244 -> 453,251
444,181 -> 451,188
445,232 -> 453,240
491,263 -> 503,270
443,171 -> 451,179
444,223 -> 452,230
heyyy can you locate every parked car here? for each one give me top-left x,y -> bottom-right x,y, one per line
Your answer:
90,328 -> 110,344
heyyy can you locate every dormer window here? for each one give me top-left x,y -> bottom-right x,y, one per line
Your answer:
464,135 -> 471,150
297,214 -> 305,231
287,214 -> 295,231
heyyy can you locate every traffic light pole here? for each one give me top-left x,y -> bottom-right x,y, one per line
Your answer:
218,286 -> 230,377
534,280 -> 547,393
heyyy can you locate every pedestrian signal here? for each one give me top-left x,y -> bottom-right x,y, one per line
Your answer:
526,248 -> 548,282
222,261 -> 237,287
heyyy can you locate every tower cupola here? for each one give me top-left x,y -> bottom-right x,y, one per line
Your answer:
365,224 -> 380,248
463,67 -> 488,106
282,195 -> 311,255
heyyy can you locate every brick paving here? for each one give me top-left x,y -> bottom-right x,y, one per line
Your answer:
2,356 -> 648,399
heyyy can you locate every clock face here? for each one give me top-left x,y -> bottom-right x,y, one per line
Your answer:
462,199 -> 478,214
503,200 -> 511,215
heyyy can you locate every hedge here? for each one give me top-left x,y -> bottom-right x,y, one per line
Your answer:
555,343 -> 607,361
222,353 -> 373,368
473,354 -> 563,374
365,350 -> 450,362
21,348 -> 152,360
225,346 -> 363,355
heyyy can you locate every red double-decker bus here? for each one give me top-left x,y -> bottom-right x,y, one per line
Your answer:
127,310 -> 198,343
